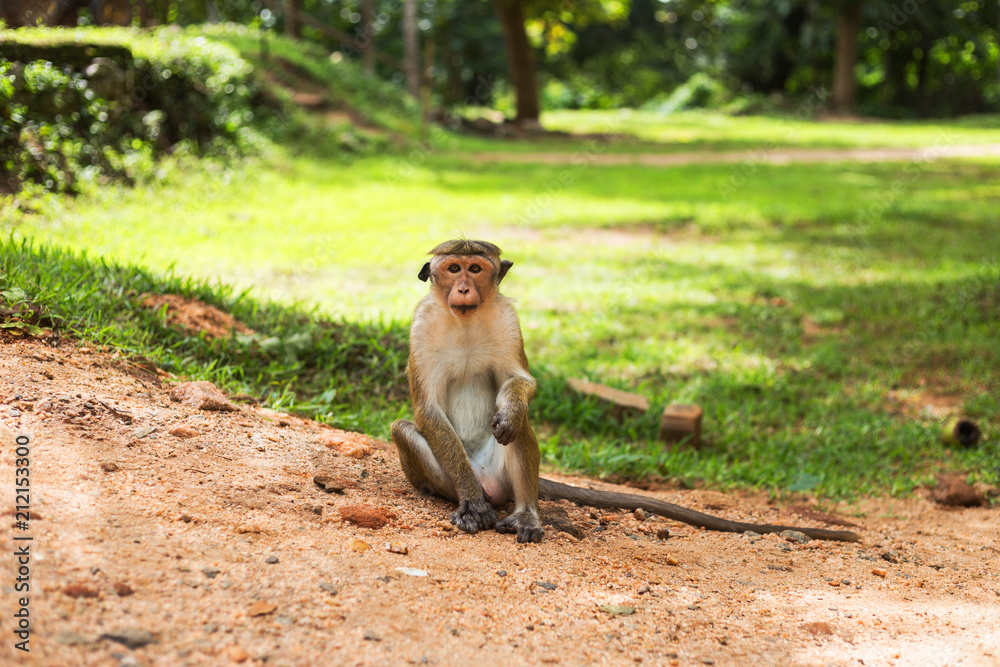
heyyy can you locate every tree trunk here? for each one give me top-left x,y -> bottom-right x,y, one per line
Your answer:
492,0 -> 540,123
832,1 -> 862,113
361,0 -> 375,74
403,0 -> 420,99
284,0 -> 302,39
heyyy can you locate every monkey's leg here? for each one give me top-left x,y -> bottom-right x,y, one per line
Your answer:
392,418 -> 498,533
495,428 -> 544,543
391,419 -> 455,499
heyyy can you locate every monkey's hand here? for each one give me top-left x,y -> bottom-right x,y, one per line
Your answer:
496,512 -> 544,543
450,497 -> 498,534
491,407 -> 523,445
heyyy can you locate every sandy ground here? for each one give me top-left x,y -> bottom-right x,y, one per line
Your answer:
1,336 -> 999,667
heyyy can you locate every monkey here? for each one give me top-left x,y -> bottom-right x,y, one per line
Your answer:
391,240 -> 861,544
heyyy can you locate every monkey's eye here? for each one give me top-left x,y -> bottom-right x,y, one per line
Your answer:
469,264 -> 482,274
448,264 -> 461,273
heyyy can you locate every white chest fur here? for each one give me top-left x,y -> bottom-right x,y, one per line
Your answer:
411,297 -> 525,452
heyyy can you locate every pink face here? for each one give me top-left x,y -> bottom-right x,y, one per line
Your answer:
432,255 -> 497,319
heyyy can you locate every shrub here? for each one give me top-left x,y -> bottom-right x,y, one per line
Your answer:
1,27 -> 264,194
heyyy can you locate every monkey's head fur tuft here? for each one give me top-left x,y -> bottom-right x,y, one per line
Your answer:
429,239 -> 503,259
419,239 -> 514,319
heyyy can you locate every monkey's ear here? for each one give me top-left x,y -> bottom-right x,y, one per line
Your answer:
498,260 -> 513,283
418,262 -> 432,282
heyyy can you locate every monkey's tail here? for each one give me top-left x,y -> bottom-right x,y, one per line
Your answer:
538,478 -> 861,543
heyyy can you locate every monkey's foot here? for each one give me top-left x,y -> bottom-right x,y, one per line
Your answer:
496,512 -> 544,543
450,498 -> 498,534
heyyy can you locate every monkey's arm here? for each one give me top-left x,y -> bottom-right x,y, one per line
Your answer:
491,348 -> 537,445
538,478 -> 861,543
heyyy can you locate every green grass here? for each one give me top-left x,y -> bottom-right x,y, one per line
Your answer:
3,30 -> 998,499
527,109 -> 1000,153
442,108 -> 1000,154
0,239 -> 410,433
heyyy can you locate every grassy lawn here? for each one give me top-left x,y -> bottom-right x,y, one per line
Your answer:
446,109 -> 1000,155
6,127 -> 999,499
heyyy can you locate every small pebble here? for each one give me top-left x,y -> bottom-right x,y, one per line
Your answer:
634,508 -> 647,521
248,601 -> 277,617
386,542 -> 409,555
598,604 -> 636,616
63,584 -> 100,599
113,582 -> 134,597
396,567 -> 428,577
55,630 -> 90,645
100,628 -> 157,649
535,581 -> 558,591
224,646 -> 249,663
780,530 -> 811,544
265,556 -> 279,564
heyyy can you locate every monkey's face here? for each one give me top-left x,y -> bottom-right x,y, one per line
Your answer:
431,255 -> 497,319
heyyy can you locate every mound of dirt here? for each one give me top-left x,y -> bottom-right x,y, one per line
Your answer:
140,293 -> 255,339
1,337 -> 998,666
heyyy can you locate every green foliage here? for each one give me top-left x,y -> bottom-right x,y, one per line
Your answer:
1,27 -> 264,193
203,24 -> 422,144
1,24 -> 428,196
646,72 -> 728,113
535,0 -> 999,116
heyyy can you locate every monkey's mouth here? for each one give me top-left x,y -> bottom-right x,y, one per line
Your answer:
450,305 -> 478,317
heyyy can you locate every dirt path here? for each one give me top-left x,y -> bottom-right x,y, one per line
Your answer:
2,337 -> 999,666
469,143 -> 1000,167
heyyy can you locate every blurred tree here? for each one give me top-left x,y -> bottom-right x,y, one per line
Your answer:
493,0 -> 539,122
96,0 -> 996,118
491,0 -> 630,122
832,0 -> 862,112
